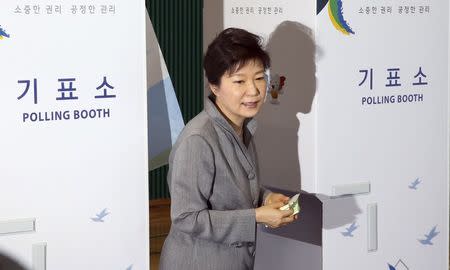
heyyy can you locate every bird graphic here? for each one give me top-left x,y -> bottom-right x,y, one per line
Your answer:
316,0 -> 355,35
341,222 -> 358,237
91,208 -> 110,222
0,26 -> 10,39
418,225 -> 439,245
408,178 -> 421,190
126,264 -> 133,270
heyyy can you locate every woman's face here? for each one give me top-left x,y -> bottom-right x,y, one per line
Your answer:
211,59 -> 267,127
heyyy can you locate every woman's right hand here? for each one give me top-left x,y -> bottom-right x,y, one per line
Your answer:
255,202 -> 296,228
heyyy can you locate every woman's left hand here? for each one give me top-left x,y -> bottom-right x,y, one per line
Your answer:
264,192 -> 289,206
264,192 -> 299,222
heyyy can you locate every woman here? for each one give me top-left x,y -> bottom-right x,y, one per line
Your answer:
159,28 -> 297,270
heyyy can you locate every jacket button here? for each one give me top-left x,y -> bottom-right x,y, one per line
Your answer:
248,172 -> 255,180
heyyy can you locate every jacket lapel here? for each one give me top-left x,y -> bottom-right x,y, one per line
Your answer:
205,97 -> 258,204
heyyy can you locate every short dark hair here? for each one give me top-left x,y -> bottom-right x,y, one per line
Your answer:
204,28 -> 271,86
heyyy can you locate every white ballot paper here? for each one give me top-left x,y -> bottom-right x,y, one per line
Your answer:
279,193 -> 300,215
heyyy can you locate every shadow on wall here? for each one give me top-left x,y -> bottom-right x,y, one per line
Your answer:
0,253 -> 27,270
255,20 -> 363,241
255,21 -> 316,192
320,194 -> 363,230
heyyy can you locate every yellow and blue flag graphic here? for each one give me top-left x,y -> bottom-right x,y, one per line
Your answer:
317,0 -> 355,35
0,25 -> 10,40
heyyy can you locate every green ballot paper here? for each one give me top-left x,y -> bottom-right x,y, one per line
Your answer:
279,193 -> 300,215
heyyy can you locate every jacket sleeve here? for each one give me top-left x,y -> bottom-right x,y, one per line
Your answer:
258,186 -> 272,207
168,134 -> 256,245
249,137 -> 272,207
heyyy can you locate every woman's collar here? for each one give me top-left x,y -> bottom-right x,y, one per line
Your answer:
204,95 -> 257,136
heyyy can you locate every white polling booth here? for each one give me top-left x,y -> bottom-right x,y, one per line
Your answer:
0,1 -> 149,269
205,0 -> 449,269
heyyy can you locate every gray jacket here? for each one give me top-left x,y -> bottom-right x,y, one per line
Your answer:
159,97 -> 270,270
